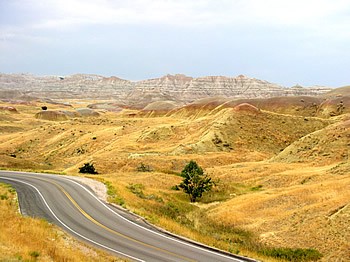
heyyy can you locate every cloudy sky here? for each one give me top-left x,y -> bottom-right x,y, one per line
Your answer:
1,0 -> 350,87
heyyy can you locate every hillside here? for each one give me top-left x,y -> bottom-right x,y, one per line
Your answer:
273,118 -> 350,164
0,86 -> 349,261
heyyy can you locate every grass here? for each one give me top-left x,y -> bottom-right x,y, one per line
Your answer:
258,247 -> 323,261
103,172 -> 323,261
0,183 -> 123,261
104,180 -> 125,207
0,100 -> 349,261
100,165 -> 340,261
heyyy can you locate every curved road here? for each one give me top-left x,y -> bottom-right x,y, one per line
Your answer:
0,171 -> 255,262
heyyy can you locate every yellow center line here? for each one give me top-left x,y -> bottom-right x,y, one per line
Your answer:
34,176 -> 196,262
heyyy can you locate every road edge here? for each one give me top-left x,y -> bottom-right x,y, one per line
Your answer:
107,202 -> 259,262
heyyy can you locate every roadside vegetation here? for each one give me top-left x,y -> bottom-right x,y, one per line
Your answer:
0,183 -> 121,261
79,162 -> 98,174
102,162 -> 325,262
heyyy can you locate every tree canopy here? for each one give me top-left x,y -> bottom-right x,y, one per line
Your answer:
179,160 -> 214,202
79,163 -> 98,174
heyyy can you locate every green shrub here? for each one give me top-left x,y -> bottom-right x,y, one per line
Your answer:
79,163 -> 98,174
29,250 -> 40,260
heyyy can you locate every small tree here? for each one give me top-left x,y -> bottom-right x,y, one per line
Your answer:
79,163 -> 98,174
178,160 -> 214,202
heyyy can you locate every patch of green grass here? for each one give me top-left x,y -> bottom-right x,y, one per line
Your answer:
199,182 -> 254,203
251,185 -> 263,191
104,181 -> 125,207
0,194 -> 9,200
29,250 -> 40,260
127,183 -> 145,197
158,201 -> 195,226
0,183 -> 16,200
127,184 -> 163,202
258,247 -> 322,261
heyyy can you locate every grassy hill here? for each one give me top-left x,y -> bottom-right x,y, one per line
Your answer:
0,97 -> 349,261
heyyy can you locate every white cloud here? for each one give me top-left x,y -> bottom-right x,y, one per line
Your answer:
1,0 -> 349,47
29,0 -> 216,28
31,0 -> 350,25
4,0 -> 350,32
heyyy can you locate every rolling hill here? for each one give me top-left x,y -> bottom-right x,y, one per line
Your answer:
0,77 -> 349,261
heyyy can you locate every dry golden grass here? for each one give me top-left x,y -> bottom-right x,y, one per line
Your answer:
208,163 -> 350,261
0,183 -> 122,261
0,100 -> 349,261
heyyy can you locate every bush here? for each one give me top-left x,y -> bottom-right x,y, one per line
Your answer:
137,162 -> 151,172
79,163 -> 98,174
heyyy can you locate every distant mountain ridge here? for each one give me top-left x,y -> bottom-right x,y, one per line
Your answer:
0,73 -> 332,107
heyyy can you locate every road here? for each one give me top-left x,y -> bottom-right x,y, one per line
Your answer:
0,171 -> 255,262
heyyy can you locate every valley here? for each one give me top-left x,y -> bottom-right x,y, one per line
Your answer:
0,75 -> 349,261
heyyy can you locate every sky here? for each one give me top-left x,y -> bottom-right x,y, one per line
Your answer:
1,0 -> 350,87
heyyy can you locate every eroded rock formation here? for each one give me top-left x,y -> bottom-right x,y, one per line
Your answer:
0,73 -> 332,107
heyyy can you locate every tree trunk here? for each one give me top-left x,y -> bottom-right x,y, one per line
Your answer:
190,195 -> 196,202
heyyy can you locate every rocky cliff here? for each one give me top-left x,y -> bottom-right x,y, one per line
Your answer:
0,73 -> 332,106
0,73 -> 133,99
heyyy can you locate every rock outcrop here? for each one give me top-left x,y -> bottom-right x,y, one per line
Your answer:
0,106 -> 18,113
0,73 -> 332,106
35,110 -> 68,121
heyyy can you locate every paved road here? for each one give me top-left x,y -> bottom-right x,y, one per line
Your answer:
0,171 -> 255,262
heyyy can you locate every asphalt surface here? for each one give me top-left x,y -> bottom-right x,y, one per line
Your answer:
0,171 -> 255,262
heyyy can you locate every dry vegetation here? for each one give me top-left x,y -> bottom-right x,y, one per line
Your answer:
0,90 -> 349,261
0,183 -> 121,261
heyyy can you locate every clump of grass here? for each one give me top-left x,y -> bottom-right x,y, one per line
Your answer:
104,181 -> 125,207
251,185 -> 263,191
258,247 -> 323,261
158,201 -> 194,226
127,184 -> 163,202
137,162 -> 151,172
127,183 -> 145,197
199,182 -> 250,203
0,194 -> 9,200
29,250 -> 40,260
